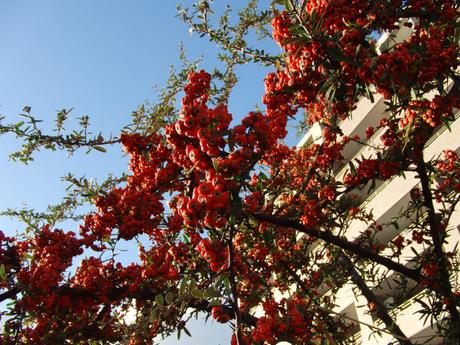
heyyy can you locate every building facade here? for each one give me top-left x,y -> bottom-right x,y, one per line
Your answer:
294,24 -> 460,345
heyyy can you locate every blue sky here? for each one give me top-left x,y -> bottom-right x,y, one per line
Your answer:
0,1 -> 297,343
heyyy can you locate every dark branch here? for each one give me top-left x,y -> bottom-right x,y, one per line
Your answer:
250,212 -> 422,282
339,254 -> 413,345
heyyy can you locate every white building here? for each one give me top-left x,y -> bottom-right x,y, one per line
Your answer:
295,24 -> 460,344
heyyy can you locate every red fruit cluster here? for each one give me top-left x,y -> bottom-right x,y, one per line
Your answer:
17,225 -> 83,294
176,180 -> 230,228
435,150 -> 460,196
0,231 -> 15,289
399,95 -> 459,129
212,306 -> 231,323
267,0 -> 459,127
81,133 -> 171,243
164,70 -> 280,232
250,297 -> 315,344
196,238 -> 229,272
343,159 -> 401,187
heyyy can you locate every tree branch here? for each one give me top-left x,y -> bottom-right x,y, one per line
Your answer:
416,159 -> 460,325
250,212 -> 422,282
339,254 -> 413,345
0,287 -> 19,303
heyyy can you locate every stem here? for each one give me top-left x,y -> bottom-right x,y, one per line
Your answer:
228,227 -> 244,345
251,212 -> 422,282
181,12 -> 281,66
0,287 -> 19,303
287,0 -> 310,36
285,261 -> 412,343
416,160 -> 460,325
339,254 -> 413,345
274,145 -> 323,216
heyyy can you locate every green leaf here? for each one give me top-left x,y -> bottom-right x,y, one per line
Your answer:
348,162 -> 356,176
283,37 -> 311,46
209,299 -> 222,306
288,24 -> 305,35
182,233 -> 190,244
213,273 -> 228,288
212,159 -> 219,172
364,85 -> 375,103
443,117 -> 452,131
300,0 -> 308,11
324,45 -> 353,64
310,9 -> 317,29
93,146 -> 107,153
262,230 -> 273,246
258,172 -> 268,180
149,308 -> 159,322
155,294 -> 165,306
284,0 -> 293,11
367,179 -> 376,193
191,289 -> 204,299
436,78 -> 445,96
165,291 -> 175,304
180,300 -> 187,312
204,287 -> 221,298
410,247 -> 420,258
188,280 -> 197,292
324,82 -> 337,104
223,276 -> 231,294
179,277 -> 188,295
183,327 -> 192,337
0,264 -> 6,281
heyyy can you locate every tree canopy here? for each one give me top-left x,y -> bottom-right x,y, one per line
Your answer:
1,0 -> 460,344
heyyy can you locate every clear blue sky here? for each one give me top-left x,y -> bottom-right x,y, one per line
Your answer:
0,1 -> 296,343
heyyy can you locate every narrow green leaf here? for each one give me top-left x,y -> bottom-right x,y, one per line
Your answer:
223,276 -> 231,294
0,264 -> 6,281
325,83 -> 337,104
180,300 -> 187,312
212,159 -> 219,172
179,278 -> 188,295
183,327 -> 192,337
149,308 -> 159,322
310,9 -> 317,30
93,146 -> 107,153
348,162 -> 356,176
365,85 -> 375,103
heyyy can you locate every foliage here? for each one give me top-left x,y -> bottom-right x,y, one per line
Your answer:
1,0 -> 460,344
